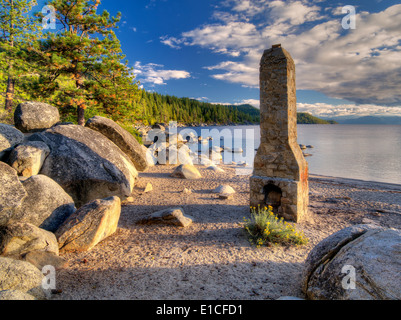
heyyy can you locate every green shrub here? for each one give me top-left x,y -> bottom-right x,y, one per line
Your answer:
0,108 -> 14,125
244,205 -> 309,248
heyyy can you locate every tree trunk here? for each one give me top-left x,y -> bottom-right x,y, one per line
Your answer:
5,0 -> 15,112
77,106 -> 85,126
5,76 -> 15,112
75,72 -> 85,126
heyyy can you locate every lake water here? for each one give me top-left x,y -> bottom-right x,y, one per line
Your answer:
178,124 -> 401,185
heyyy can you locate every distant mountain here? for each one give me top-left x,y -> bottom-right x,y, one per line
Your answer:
329,116 -> 401,125
220,107 -> 336,125
231,104 -> 261,118
135,90 -> 338,126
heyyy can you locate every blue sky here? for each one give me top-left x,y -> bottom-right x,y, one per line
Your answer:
38,0 -> 401,119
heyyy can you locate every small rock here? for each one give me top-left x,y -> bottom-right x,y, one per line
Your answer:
207,165 -> 225,173
232,148 -> 244,153
137,207 -> 193,228
0,123 -> 25,160
213,185 -> 236,195
212,146 -> 223,153
171,164 -> 202,180
8,141 -> 50,177
144,183 -> 153,193
123,197 -> 134,203
182,188 -> 192,195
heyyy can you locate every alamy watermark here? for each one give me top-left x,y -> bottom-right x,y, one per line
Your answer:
341,265 -> 356,290
42,265 -> 57,298
42,5 -> 56,30
342,5 -> 356,30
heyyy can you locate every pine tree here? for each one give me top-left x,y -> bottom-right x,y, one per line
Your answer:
0,0 -> 39,112
30,0 -> 139,125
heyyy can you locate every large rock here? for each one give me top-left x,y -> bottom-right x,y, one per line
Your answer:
10,175 -> 76,232
303,224 -> 401,300
0,163 -> 27,226
28,124 -> 138,207
86,116 -> 148,171
14,101 -> 60,133
0,289 -> 36,300
171,164 -> 201,180
0,123 -> 24,160
8,141 -> 50,177
0,257 -> 46,300
0,222 -> 59,259
55,196 -> 121,252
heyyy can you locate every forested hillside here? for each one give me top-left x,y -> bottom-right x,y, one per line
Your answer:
297,113 -> 338,124
135,90 -> 260,126
135,91 -> 337,126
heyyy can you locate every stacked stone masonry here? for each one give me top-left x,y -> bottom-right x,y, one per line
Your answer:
250,45 -> 309,222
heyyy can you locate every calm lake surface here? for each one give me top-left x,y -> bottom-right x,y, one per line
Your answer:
179,124 -> 401,185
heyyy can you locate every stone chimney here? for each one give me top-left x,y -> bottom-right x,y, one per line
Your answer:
250,45 -> 309,222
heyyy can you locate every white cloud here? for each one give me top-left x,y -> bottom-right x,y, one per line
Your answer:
231,0 -> 267,17
160,1 -> 401,108
239,99 -> 260,108
134,62 -> 191,86
180,21 -> 261,55
267,0 -> 324,25
298,102 -> 401,119
190,97 -> 209,102
160,36 -> 183,49
209,98 -> 260,108
205,60 -> 259,87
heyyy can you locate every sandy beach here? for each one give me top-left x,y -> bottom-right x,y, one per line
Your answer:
52,164 -> 401,300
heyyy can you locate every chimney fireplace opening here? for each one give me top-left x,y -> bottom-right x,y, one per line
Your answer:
263,184 -> 282,213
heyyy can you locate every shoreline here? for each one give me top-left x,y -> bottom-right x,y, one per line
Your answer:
309,174 -> 401,192
52,164 -> 401,300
